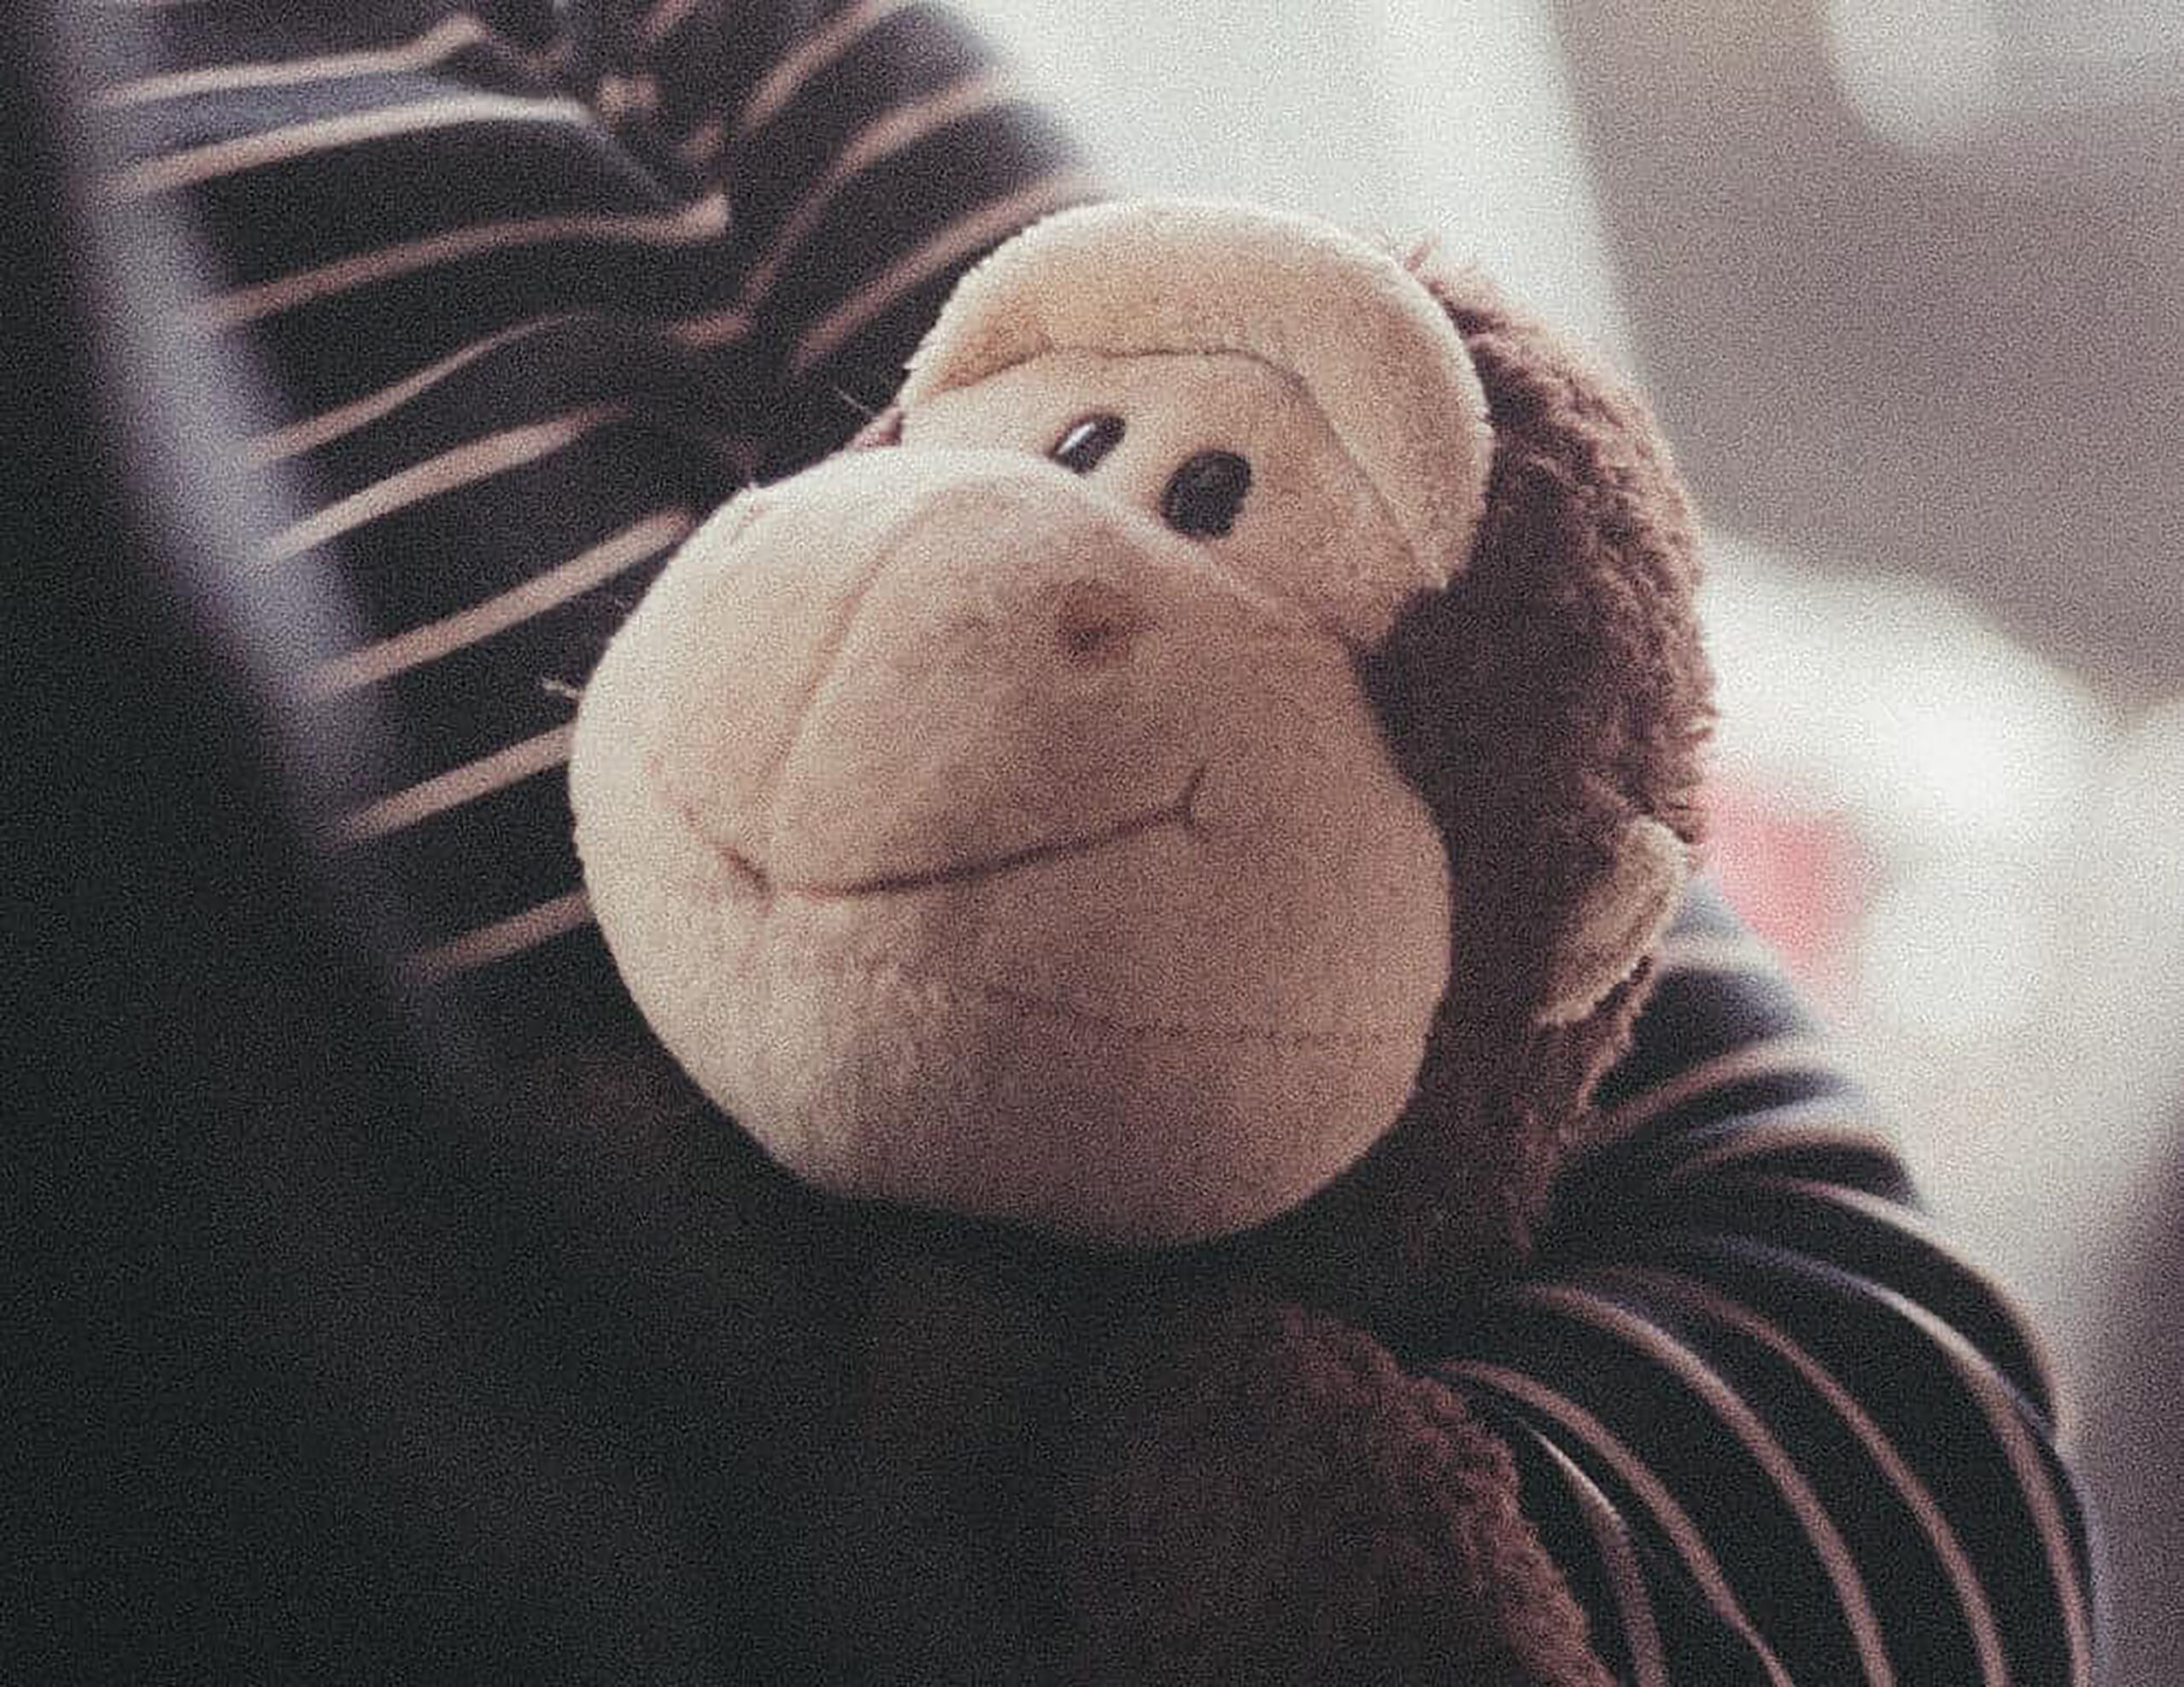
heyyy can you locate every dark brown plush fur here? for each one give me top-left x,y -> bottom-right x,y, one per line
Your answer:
1205,257 -> 1712,1345
1052,1294 -> 1617,1685
544,252 -> 1711,1684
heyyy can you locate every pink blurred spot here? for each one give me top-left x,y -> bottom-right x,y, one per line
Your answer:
1701,780 -> 1874,996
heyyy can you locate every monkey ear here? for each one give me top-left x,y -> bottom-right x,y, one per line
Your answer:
1536,817 -> 1688,1027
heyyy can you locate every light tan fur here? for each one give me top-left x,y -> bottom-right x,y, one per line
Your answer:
570,200 -> 1683,1245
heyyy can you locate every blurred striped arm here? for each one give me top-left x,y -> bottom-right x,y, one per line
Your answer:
1438,884 -> 2097,1684
90,0 -> 1092,1035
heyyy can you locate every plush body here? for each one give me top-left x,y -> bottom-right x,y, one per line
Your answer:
567,200 -> 1711,1683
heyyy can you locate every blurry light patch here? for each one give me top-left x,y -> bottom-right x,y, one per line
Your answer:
1825,0 -> 2184,148
1701,533 -> 2111,853
1700,533 -> 2121,1043
1896,695 -> 2027,832
1856,857 -> 2059,1037
1823,0 -> 2004,148
2061,695 -> 2184,1054
2100,696 -> 2184,883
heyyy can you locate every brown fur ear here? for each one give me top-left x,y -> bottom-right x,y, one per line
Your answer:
1215,258 -> 1714,1338
1538,815 -> 1688,1028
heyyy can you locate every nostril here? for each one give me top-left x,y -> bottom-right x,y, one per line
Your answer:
1053,578 -> 1153,668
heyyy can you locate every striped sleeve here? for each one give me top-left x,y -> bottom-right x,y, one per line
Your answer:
625,0 -> 1099,472
1434,883 -> 2100,1684
90,0 -> 1092,1045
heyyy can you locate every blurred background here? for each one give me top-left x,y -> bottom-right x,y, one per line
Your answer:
950,0 -> 2183,1676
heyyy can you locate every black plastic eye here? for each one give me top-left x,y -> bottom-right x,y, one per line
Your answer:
1052,414 -> 1124,473
1159,450 -> 1252,538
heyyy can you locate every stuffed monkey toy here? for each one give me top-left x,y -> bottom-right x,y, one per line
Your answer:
566,200 -> 1711,1684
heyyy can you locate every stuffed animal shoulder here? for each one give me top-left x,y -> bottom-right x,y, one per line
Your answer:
568,199 -> 1712,1685
569,199 -> 1706,1259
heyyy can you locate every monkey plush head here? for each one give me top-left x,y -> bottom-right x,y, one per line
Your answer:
569,200 -> 1710,1298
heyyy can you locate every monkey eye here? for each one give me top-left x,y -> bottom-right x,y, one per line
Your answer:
1052,414 -> 1124,473
1159,450 -> 1252,538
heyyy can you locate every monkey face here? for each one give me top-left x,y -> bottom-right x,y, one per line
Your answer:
569,199 -> 1699,1261
570,357 -> 1453,1244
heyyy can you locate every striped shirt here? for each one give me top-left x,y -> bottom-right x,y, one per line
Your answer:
89,3 -> 2098,1678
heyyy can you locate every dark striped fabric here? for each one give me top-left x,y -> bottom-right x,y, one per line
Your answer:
1451,885 -> 2100,1684
88,4 -> 2098,1679
96,0 -> 1096,1044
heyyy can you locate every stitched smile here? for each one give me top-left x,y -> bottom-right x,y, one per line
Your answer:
696,766 -> 1208,899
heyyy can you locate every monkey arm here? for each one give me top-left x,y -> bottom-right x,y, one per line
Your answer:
1421,880 -> 2098,1685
